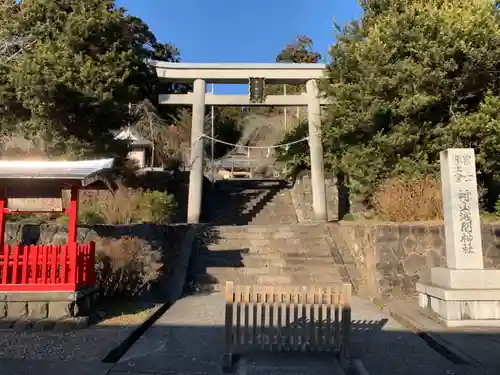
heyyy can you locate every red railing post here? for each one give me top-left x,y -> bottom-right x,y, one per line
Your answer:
1,244 -> 8,284
67,187 -> 79,247
67,187 -> 79,287
31,245 -> 39,284
61,244 -> 68,284
89,241 -> 96,285
11,245 -> 19,284
41,245 -> 48,284
21,245 -> 29,284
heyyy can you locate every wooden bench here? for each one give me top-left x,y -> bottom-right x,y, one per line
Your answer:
223,281 -> 352,372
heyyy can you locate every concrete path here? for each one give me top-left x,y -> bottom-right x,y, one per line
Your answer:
0,292 -> 495,375
348,297 -> 479,375
110,292 -> 484,375
114,292 -> 226,375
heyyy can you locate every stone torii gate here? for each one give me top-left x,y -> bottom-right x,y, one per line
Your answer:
150,61 -> 329,224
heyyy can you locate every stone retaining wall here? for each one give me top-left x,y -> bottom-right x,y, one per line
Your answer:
290,171 -> 339,222
289,170 -> 366,222
333,222 -> 500,299
0,223 -> 195,330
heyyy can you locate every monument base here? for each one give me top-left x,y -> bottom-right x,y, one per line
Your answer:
431,267 -> 500,289
416,282 -> 500,327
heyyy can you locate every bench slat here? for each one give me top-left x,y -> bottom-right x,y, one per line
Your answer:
269,286 -> 275,351
277,287 -> 283,351
243,286 -> 250,347
223,281 -> 235,371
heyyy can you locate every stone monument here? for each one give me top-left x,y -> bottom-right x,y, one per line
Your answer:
417,148 -> 500,327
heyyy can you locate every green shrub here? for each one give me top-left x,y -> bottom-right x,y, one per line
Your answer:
94,236 -> 162,298
79,209 -> 106,225
341,213 -> 356,221
138,190 -> 176,224
494,199 -> 500,217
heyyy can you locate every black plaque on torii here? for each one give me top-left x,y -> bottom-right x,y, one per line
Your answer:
248,77 -> 266,103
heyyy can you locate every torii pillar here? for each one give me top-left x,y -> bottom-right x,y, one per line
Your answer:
306,79 -> 327,222
187,79 -> 206,224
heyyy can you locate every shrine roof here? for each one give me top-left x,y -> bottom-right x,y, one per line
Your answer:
0,158 -> 115,189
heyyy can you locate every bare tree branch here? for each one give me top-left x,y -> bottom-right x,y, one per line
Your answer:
0,34 -> 36,63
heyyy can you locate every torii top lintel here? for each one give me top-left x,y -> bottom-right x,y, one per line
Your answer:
149,61 -> 327,84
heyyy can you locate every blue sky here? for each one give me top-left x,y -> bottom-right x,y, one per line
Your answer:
116,0 -> 362,93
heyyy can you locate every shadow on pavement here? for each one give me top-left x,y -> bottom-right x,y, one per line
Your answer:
110,318 -> 500,375
0,318 -> 500,375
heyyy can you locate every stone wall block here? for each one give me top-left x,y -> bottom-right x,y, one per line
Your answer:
5,223 -> 22,244
402,252 -> 427,277
401,232 -> 419,256
426,249 -> 446,268
0,302 -> 6,318
398,224 -> 412,239
376,225 -> 399,245
377,241 -> 398,268
51,230 -> 70,245
81,228 -> 99,243
353,225 -> 369,244
39,224 -> 59,244
7,301 -> 27,318
27,302 -> 49,319
401,274 -> 420,295
410,224 -> 428,238
430,227 -> 446,256
48,301 -> 73,319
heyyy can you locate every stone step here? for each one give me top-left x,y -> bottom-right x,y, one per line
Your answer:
204,247 -> 333,258
196,273 -> 344,291
202,254 -> 338,268
202,257 -> 341,272
214,224 -> 329,237
199,263 -> 343,279
206,236 -> 332,249
205,241 -> 331,253
196,273 -> 293,286
202,264 -> 343,277
202,251 -> 334,261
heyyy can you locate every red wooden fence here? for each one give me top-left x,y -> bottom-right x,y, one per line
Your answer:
0,242 -> 95,292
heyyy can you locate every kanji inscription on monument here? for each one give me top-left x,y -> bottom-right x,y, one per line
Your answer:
440,148 -> 484,269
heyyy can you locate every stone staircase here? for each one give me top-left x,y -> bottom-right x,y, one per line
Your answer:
210,179 -> 298,226
194,224 -> 350,292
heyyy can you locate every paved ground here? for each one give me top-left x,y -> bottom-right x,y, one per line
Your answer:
2,293 -> 499,375
111,292 -> 484,375
0,304 -> 160,375
348,297 -> 479,375
114,292 -> 226,375
386,298 -> 500,373
0,304 -> 159,362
